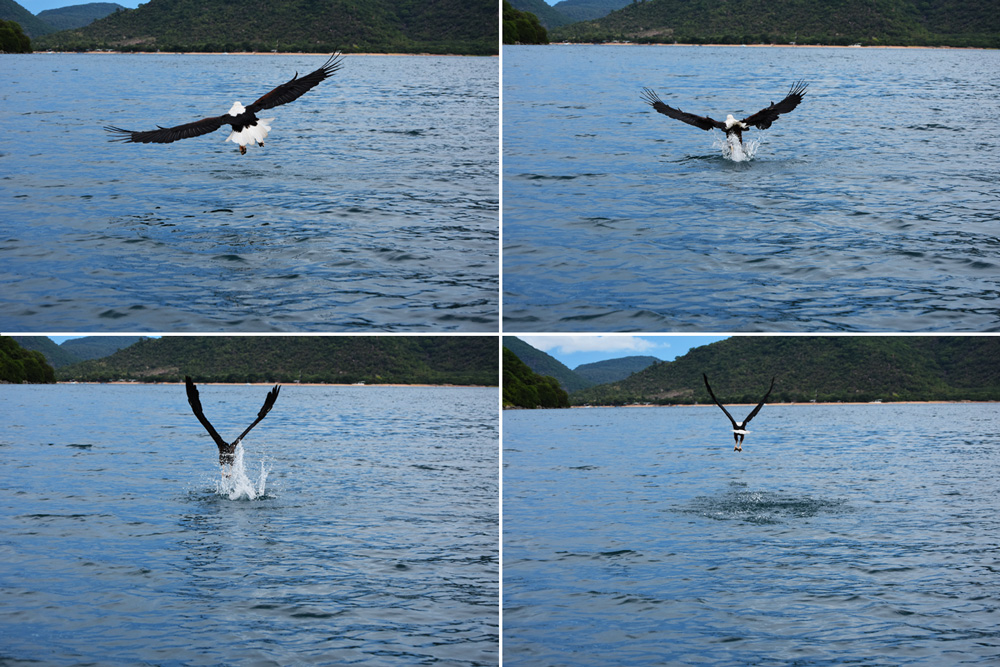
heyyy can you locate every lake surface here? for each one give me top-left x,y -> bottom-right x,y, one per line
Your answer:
504,404 -> 1000,665
503,45 -> 1000,331
1,54 -> 498,332
0,384 -> 498,665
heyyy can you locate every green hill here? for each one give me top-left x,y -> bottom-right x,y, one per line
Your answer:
503,346 -> 570,408
0,0 -> 54,37
571,337 -> 1000,405
60,336 -> 147,362
0,336 -> 56,383
503,0 -> 549,44
551,0 -> 630,23
56,336 -> 498,385
36,0 -> 498,54
502,336 -> 593,392
508,0 -> 572,29
552,0 -> 1000,47
37,3 -> 125,31
574,355 -> 660,385
10,336 -> 82,368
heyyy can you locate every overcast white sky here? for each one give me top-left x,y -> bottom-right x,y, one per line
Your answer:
23,0 -> 142,14
515,335 -> 729,369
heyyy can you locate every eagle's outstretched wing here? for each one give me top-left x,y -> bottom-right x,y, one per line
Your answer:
641,88 -> 725,131
740,81 -> 807,130
742,377 -> 776,426
703,374 -> 739,430
104,116 -> 228,144
234,384 -> 281,444
247,53 -> 343,113
185,376 -> 229,450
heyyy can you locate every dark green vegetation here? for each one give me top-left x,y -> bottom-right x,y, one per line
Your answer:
552,0 -> 999,48
0,0 -> 53,37
551,0 -> 631,23
575,355 -> 659,385
570,337 -> 1000,405
509,0 -> 572,29
0,16 -> 30,51
35,0 -> 498,54
503,347 -> 570,409
13,335 -> 145,368
37,2 -> 124,31
0,337 -> 55,383
502,336 -> 591,392
57,336 -> 498,385
503,1 -> 548,44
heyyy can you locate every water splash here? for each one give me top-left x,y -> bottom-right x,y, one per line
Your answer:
215,442 -> 270,500
713,134 -> 761,162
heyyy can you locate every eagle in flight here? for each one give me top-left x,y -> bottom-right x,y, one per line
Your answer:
641,81 -> 807,146
106,53 -> 342,154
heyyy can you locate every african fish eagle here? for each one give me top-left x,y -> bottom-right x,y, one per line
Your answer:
105,53 -> 342,155
641,81 -> 807,146
703,374 -> 775,452
185,377 -> 280,466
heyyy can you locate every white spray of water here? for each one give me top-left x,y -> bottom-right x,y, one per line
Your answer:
215,442 -> 270,500
713,134 -> 761,162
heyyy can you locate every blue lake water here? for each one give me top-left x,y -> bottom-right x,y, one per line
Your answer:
0,383 -> 498,665
1,54 -> 498,332
504,403 -> 1000,665
502,45 -> 1000,331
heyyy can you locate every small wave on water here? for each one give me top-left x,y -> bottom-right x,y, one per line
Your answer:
214,443 -> 270,500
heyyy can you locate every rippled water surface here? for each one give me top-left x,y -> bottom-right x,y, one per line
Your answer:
0,384 -> 498,665
2,54 -> 498,331
503,46 -> 1000,331
504,404 -> 1000,664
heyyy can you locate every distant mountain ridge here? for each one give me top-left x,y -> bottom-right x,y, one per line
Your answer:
552,0 -> 999,47
57,336 -> 498,385
12,336 -> 144,368
571,337 -> 1000,405
574,355 -> 660,385
35,0 -> 498,54
502,337 -> 592,393
0,0 -> 55,37
37,2 -> 124,31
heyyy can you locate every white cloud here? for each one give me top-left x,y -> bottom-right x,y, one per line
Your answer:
518,335 -> 662,355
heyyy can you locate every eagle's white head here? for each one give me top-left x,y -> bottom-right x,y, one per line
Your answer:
228,101 -> 246,117
724,114 -> 744,129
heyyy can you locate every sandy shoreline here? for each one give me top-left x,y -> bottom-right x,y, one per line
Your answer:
573,400 -> 998,408
550,42 -> 985,50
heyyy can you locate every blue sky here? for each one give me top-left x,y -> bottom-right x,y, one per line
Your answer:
515,335 -> 729,369
24,0 -> 143,14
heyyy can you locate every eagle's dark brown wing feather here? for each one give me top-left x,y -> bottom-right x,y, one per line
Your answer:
742,377 -> 776,426
104,116 -> 228,144
185,376 -> 229,450
740,81 -> 807,130
641,87 -> 725,131
247,53 -> 343,113
234,384 -> 281,444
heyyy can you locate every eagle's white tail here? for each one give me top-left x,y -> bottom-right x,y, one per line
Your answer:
227,118 -> 274,149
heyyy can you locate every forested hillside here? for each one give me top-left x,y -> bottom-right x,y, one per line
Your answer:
503,347 -> 570,408
0,337 -> 56,383
35,0 -> 498,54
57,336 -> 498,385
552,0 -> 999,47
571,337 -> 1000,405
502,337 -> 592,392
